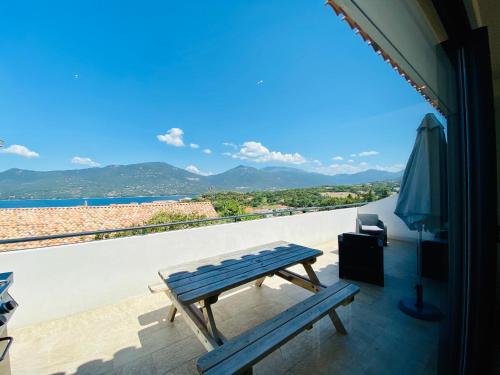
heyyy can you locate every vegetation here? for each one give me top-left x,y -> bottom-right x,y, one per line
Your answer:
95,212 -> 209,240
93,181 -> 399,240
198,181 -> 399,216
213,198 -> 246,217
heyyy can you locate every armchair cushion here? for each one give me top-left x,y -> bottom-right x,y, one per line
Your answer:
361,225 -> 384,232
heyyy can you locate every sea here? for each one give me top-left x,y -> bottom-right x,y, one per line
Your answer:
0,195 -> 197,209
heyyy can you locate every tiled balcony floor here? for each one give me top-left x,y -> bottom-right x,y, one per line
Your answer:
10,239 -> 444,375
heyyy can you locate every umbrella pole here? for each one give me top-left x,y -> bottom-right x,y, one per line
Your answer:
416,229 -> 424,308
398,226 -> 443,321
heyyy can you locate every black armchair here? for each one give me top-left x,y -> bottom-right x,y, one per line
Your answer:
338,232 -> 384,286
356,213 -> 387,246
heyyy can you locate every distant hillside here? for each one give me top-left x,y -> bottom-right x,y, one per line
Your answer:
0,163 -> 209,199
207,165 -> 402,190
0,162 -> 403,199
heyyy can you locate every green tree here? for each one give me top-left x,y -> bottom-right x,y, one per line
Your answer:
215,199 -> 245,217
378,188 -> 390,199
364,189 -> 375,202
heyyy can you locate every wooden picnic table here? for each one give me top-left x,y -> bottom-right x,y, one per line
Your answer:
155,241 -> 349,352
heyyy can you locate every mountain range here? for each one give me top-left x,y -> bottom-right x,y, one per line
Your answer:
0,162 -> 403,199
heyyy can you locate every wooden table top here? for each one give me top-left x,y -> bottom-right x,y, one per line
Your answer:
162,242 -> 323,305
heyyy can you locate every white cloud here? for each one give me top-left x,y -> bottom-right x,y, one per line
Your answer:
157,128 -> 185,147
348,159 -> 354,163
313,161 -> 404,176
357,150 -> 379,157
203,148 -> 212,155
256,80 -> 264,85
222,142 -> 238,149
350,153 -> 357,157
314,163 -> 369,175
226,141 -> 306,165
189,143 -> 199,149
185,165 -> 200,174
374,164 -> 405,172
1,144 -> 39,158
312,159 -> 322,166
185,164 -> 213,176
332,156 -> 344,161
71,156 -> 100,167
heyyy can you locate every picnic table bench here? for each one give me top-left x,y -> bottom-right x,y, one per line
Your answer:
151,241 -> 359,374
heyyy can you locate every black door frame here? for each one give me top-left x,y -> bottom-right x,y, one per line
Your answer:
432,1 -> 497,374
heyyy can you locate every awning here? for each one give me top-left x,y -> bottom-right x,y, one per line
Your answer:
326,0 -> 456,117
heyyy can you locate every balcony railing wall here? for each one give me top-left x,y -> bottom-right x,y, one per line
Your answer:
1,206 -> 358,328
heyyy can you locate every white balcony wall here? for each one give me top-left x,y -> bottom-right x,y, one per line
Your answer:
1,207 -> 357,328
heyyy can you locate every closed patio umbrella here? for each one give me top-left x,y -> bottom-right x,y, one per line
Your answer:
395,113 -> 447,321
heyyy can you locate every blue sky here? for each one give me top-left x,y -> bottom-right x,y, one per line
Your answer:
0,1 -> 444,176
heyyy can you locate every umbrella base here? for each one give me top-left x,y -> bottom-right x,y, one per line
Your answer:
398,298 -> 443,321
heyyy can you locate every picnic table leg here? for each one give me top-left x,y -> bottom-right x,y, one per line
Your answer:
255,277 -> 266,287
201,297 -> 224,346
327,310 -> 348,334
163,290 -> 219,351
302,262 -> 348,335
167,305 -> 177,322
302,262 -> 321,285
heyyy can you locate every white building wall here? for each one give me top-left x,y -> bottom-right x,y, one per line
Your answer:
1,208 -> 357,328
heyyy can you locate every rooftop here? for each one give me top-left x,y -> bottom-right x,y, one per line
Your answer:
10,238 -> 443,375
0,201 -> 217,251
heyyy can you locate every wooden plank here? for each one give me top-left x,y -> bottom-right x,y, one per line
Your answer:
169,246 -> 311,292
172,248 -> 319,296
201,284 -> 360,375
161,241 -> 292,282
196,281 -> 352,372
177,249 -> 322,304
161,241 -> 290,281
166,244 -> 310,288
168,248 -> 300,291
175,249 -> 320,301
